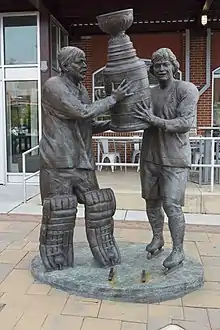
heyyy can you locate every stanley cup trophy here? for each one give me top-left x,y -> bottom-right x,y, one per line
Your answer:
97,9 -> 150,131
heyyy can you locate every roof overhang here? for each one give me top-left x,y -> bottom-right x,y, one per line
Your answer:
29,0 -> 220,36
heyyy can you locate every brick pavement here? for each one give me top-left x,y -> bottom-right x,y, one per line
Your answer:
0,214 -> 220,330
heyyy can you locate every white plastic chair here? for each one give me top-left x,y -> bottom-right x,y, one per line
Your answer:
131,136 -> 141,172
98,139 -> 122,172
191,140 -> 204,170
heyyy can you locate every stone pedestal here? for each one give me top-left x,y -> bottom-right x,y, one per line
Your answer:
31,242 -> 204,304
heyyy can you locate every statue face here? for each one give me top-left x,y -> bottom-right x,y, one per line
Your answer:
152,59 -> 173,82
65,53 -> 87,82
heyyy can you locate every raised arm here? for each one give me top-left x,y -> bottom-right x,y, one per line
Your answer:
42,79 -> 117,120
43,78 -> 132,121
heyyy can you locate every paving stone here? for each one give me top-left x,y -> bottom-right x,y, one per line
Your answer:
196,242 -> 220,257
7,240 -> 29,250
121,321 -> 147,330
99,301 -> 148,323
15,251 -> 37,270
22,242 -> 39,252
13,310 -> 47,330
207,309 -> 220,330
48,287 -> 69,298
115,228 -> 152,243
202,282 -> 220,291
26,283 -> 51,295
149,305 -> 184,321
208,233 -> 220,244
0,305 -> 23,330
201,256 -> 220,267
0,249 -> 28,264
0,269 -> 34,293
184,231 -> 209,242
183,307 -> 209,325
0,292 -> 68,314
42,314 -> 83,330
0,263 -> 14,283
183,290 -> 220,308
159,298 -> 182,307
62,296 -> 101,317
24,225 -> 40,242
204,266 -> 220,282
81,317 -> 121,330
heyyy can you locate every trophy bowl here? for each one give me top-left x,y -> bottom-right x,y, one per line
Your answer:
96,9 -> 133,36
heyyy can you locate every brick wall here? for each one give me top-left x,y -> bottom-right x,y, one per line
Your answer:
71,30 -> 220,129
71,37 -> 93,96
70,29 -> 220,161
190,32 -> 212,127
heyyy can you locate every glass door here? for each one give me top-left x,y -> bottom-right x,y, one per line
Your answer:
0,12 -> 41,184
0,80 -> 6,184
5,81 -> 39,174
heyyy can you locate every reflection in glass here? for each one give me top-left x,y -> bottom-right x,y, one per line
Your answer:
51,22 -> 59,69
213,76 -> 220,126
4,16 -> 37,65
5,81 -> 39,173
60,30 -> 68,48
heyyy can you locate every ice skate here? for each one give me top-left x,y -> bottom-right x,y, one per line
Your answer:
163,246 -> 185,275
146,234 -> 164,260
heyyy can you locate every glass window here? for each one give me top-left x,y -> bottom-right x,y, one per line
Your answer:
5,81 -> 39,173
3,16 -> 37,65
51,21 -> 59,69
213,75 -> 220,126
51,19 -> 69,71
60,30 -> 68,48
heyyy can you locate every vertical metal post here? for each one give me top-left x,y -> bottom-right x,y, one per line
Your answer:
22,153 -> 26,203
210,137 -> 215,192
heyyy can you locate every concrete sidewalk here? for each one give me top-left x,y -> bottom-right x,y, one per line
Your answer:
0,170 -> 220,225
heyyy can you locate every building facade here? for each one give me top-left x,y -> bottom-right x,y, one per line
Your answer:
0,9 -> 68,184
0,0 -> 219,184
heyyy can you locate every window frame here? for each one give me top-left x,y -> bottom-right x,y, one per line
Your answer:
212,67 -> 220,127
50,16 -> 69,72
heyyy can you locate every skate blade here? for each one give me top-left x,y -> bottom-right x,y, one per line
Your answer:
147,248 -> 164,260
164,262 -> 183,275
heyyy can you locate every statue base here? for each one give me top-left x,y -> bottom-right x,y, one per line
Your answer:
31,243 -> 204,304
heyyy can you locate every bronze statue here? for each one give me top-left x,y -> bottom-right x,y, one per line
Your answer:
96,8 -> 150,132
134,48 -> 199,274
39,46 -> 132,271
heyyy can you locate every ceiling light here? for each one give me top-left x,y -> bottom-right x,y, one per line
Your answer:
201,14 -> 208,25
